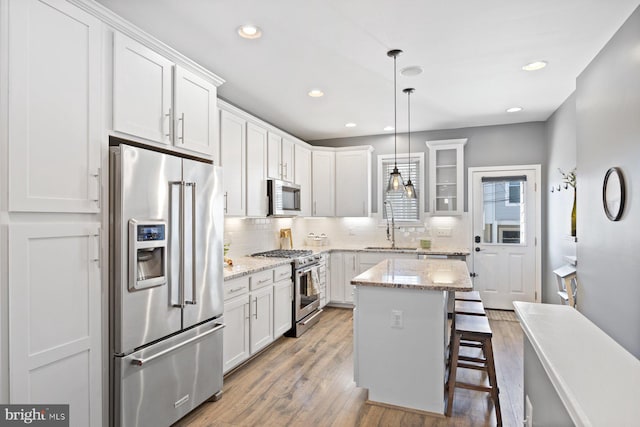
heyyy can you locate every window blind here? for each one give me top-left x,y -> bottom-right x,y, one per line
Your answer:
382,159 -> 420,221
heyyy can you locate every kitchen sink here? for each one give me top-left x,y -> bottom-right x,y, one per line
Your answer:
364,246 -> 417,250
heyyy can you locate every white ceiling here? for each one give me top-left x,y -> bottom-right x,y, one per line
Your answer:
96,0 -> 639,142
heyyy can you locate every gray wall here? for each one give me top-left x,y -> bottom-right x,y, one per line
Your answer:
544,94 -> 577,304
575,6 -> 640,357
310,122 -> 546,213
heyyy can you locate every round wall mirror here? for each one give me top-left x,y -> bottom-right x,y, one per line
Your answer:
602,167 -> 625,221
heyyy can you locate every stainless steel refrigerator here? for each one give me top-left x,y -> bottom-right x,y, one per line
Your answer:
109,143 -> 224,427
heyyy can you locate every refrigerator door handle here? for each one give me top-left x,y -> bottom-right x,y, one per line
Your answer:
185,181 -> 197,305
129,322 -> 225,366
170,180 -> 186,308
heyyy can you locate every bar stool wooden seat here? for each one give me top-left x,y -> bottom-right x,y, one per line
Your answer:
446,313 -> 502,426
454,300 -> 486,316
454,290 -> 482,302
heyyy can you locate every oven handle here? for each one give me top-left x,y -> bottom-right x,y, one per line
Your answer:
300,309 -> 323,326
296,264 -> 320,276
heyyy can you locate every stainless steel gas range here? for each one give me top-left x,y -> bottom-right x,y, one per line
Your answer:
252,249 -> 322,337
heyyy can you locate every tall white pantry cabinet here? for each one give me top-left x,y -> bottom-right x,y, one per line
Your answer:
0,0 -> 224,426
1,0 -> 103,426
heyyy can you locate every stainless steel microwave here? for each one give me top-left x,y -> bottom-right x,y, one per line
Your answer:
267,179 -> 301,216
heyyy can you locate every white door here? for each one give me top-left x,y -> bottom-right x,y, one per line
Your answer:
311,150 -> 335,216
470,166 -> 541,309
273,280 -> 293,337
335,150 -> 369,217
281,138 -> 295,182
174,66 -> 217,156
267,132 -> 282,179
249,286 -> 274,353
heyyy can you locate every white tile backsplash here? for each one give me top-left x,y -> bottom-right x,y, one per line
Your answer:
224,214 -> 470,258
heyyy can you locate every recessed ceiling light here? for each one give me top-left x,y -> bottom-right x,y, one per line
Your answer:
522,61 -> 547,71
345,123 -> 357,128
384,126 -> 394,131
237,24 -> 262,39
308,89 -> 324,97
401,66 -> 423,77
506,107 -> 523,113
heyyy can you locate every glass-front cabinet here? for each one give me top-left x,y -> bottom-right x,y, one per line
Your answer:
426,139 -> 467,215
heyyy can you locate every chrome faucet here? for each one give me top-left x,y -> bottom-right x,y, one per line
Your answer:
383,200 -> 396,249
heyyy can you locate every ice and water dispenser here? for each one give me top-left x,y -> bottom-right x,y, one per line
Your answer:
129,219 -> 167,290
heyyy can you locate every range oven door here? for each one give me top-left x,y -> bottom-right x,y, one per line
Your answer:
294,265 -> 320,321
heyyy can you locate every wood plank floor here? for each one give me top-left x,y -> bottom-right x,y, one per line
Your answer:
175,307 -> 523,427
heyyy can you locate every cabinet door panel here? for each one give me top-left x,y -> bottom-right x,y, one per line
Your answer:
267,133 -> 281,179
312,151 -> 335,216
174,66 -> 217,156
8,223 -> 101,426
113,32 -> 173,145
223,295 -> 250,373
250,287 -> 273,353
246,123 -> 268,217
8,0 -> 101,212
273,280 -> 292,337
336,151 -> 370,217
281,138 -> 295,182
294,144 -> 312,217
219,110 -> 246,216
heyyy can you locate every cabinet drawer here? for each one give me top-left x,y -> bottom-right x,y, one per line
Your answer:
273,264 -> 292,282
250,269 -> 274,291
224,276 -> 249,301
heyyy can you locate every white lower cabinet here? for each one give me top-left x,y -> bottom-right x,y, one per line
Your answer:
223,265 -> 292,374
8,223 -> 102,427
329,251 -> 358,305
273,279 -> 293,337
249,283 -> 274,354
222,294 -> 250,374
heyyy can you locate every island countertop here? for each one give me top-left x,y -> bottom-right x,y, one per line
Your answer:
351,258 -> 473,291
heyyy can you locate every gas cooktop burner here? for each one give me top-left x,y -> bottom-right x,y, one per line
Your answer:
251,249 -> 313,258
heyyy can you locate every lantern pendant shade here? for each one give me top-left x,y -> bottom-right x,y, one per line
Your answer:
386,49 -> 405,194
387,166 -> 405,192
403,87 -> 418,199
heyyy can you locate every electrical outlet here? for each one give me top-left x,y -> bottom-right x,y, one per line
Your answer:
436,227 -> 452,237
391,310 -> 403,328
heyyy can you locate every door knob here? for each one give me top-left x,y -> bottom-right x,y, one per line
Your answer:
475,247 -> 481,252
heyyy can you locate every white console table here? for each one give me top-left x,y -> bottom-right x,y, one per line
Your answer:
514,302 -> 640,426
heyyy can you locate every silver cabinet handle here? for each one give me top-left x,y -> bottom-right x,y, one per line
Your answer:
224,192 -> 228,214
353,256 -> 355,270
283,162 -> 288,180
165,107 -> 173,139
244,302 -> 250,320
253,297 -> 258,319
130,323 -> 225,366
185,182 -> 197,305
257,278 -> 271,285
313,201 -> 317,216
91,167 -> 101,208
229,286 -> 245,294
178,112 -> 185,141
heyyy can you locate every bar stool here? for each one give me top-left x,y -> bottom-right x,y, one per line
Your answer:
446,314 -> 502,426
454,290 -> 482,302
454,300 -> 486,316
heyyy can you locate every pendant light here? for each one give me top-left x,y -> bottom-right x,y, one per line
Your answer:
403,87 -> 417,199
386,49 -> 405,193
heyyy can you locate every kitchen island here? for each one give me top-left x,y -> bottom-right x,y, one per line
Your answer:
351,258 -> 472,415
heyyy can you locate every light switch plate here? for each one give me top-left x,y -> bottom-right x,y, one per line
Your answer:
391,310 -> 403,328
436,227 -> 452,237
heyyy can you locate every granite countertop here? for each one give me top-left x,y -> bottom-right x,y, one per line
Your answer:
513,302 -> 640,426
223,256 -> 291,280
224,246 -> 471,281
350,258 -> 473,291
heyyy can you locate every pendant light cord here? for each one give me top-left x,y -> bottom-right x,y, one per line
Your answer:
393,54 -> 398,168
407,89 -> 411,178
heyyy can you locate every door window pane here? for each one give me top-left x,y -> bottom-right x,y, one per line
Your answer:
481,177 -> 526,244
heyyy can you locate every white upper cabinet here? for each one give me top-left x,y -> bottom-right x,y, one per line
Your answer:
267,133 -> 295,182
113,33 -> 219,158
311,150 -> 335,217
246,122 -> 268,217
294,144 -> 312,217
426,139 -> 467,215
7,0 -> 102,213
219,109 -> 246,216
113,32 -> 173,146
174,66 -> 218,156
335,148 -> 372,217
